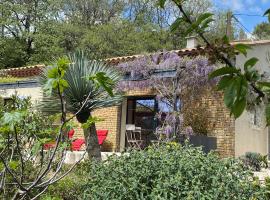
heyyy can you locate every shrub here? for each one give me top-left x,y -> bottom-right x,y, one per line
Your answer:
41,163 -> 90,200
80,144 -> 266,199
241,152 -> 268,171
265,177 -> 270,199
41,160 -> 93,200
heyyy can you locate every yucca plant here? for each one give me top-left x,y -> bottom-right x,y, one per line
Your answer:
40,51 -> 122,159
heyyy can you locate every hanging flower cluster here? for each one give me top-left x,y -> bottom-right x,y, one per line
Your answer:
115,51 -> 216,93
115,51 -> 217,139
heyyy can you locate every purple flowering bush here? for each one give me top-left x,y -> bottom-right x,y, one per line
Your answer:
115,51 -> 217,139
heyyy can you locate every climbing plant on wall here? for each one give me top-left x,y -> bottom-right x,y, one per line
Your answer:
116,51 -> 216,139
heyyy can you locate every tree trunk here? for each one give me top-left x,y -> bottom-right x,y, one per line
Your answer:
83,117 -> 101,161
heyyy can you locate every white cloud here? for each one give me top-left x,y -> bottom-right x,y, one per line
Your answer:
217,0 -> 264,14
220,0 -> 244,11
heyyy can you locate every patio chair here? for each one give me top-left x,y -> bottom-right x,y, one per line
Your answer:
125,124 -> 145,150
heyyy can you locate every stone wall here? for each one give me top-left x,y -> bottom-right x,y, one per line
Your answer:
201,92 -> 235,157
73,106 -> 122,152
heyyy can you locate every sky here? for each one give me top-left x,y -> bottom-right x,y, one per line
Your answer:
213,0 -> 270,32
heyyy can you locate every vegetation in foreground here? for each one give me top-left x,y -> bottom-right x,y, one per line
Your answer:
42,144 -> 267,200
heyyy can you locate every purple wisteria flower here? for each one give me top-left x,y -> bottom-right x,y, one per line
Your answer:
184,126 -> 194,136
115,51 -> 217,139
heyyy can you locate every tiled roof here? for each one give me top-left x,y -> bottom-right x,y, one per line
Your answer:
0,65 -> 44,78
1,40 -> 270,78
105,47 -> 206,65
105,40 -> 270,65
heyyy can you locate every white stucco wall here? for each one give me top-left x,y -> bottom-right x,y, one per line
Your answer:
0,83 -> 42,104
235,43 -> 270,157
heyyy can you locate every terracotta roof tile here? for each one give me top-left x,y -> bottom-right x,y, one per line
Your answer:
1,65 -> 44,78
105,47 -> 206,65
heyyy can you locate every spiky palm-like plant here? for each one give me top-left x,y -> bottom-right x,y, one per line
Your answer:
40,52 -> 122,159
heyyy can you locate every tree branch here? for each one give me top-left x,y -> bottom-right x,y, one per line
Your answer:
172,0 -> 265,99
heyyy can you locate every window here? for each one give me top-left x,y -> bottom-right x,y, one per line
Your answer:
249,107 -> 262,127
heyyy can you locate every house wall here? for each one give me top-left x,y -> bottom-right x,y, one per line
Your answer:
0,84 -> 42,103
201,92 -> 235,157
72,106 -> 122,152
235,43 -> 270,157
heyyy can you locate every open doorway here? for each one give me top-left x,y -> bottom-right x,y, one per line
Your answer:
125,96 -> 158,148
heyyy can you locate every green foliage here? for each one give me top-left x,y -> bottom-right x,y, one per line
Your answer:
241,152 -> 268,172
265,177 -> 270,199
0,95 -> 55,148
80,144 -> 266,199
1,111 -> 24,131
208,66 -> 239,79
0,0 -> 234,68
43,57 -> 70,95
208,53 -> 261,119
0,95 -> 56,199
41,161 -> 92,200
0,77 -> 29,83
43,174 -> 84,200
158,0 -> 167,8
253,22 -> 270,40
81,116 -> 103,129
234,44 -> 251,57
264,9 -> 270,22
209,67 -> 249,118
40,51 -> 122,122
0,38 -> 28,68
89,72 -> 115,96
187,13 -> 214,35
81,22 -> 174,59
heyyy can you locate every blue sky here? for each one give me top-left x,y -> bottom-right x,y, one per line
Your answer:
213,0 -> 270,32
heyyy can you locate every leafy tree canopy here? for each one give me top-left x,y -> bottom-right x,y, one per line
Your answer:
0,0 -> 242,69
253,22 -> 270,40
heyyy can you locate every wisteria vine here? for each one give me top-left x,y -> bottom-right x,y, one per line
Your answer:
115,51 -> 217,140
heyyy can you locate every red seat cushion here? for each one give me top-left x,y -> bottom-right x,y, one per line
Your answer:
72,139 -> 85,151
45,129 -> 108,151
97,130 -> 108,145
